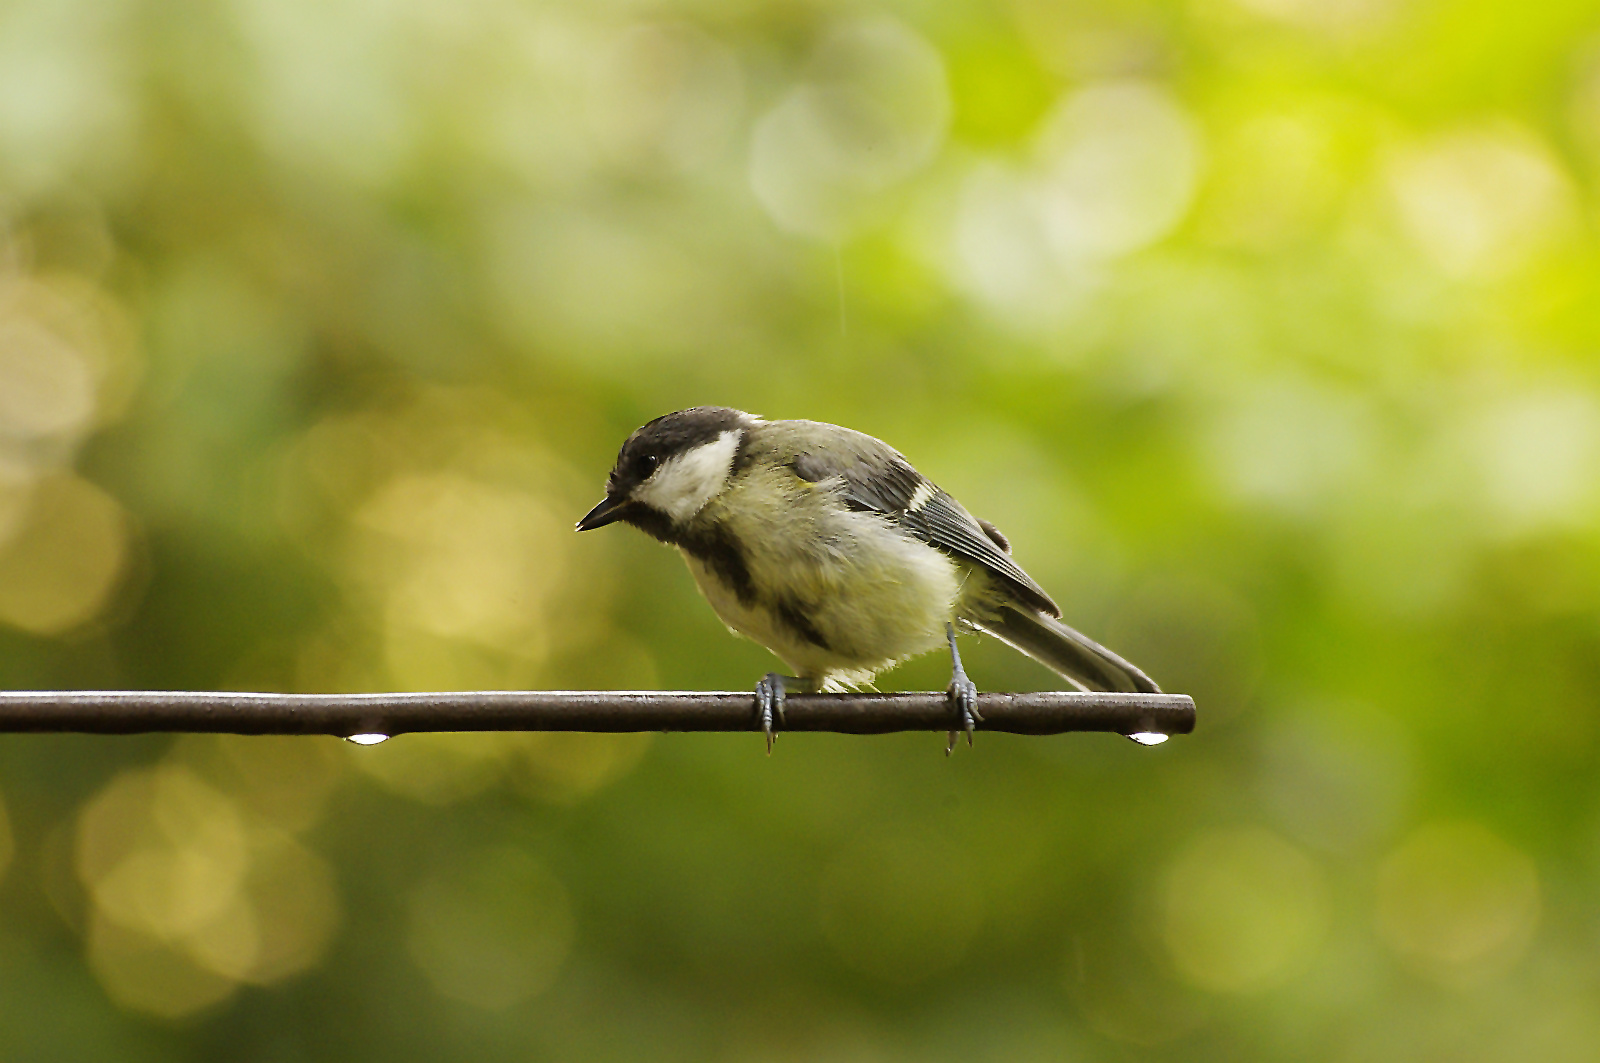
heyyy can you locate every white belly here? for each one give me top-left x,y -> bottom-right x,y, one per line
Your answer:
680,511 -> 960,686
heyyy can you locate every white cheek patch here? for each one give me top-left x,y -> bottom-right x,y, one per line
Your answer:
634,430 -> 742,522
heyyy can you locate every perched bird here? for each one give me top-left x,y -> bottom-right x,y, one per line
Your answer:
576,407 -> 1160,751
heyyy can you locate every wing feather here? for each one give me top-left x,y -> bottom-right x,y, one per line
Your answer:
789,439 -> 1060,618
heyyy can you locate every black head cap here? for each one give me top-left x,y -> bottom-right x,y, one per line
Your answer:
608,406 -> 752,495
576,407 -> 754,531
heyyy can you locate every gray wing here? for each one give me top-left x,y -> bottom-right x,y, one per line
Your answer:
788,429 -> 1061,618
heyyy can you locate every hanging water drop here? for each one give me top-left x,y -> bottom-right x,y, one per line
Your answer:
1128,731 -> 1169,746
345,733 -> 390,745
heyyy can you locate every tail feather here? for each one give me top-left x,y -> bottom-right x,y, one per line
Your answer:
973,606 -> 1161,694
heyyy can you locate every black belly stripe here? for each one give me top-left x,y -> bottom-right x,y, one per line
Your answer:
676,524 -> 755,604
775,598 -> 830,651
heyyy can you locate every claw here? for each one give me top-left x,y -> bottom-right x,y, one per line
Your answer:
944,623 -> 981,754
946,675 -> 979,754
755,672 -> 786,753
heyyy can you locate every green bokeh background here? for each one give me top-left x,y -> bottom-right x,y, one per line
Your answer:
1,0 -> 1598,1058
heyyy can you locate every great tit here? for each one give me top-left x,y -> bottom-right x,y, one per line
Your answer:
577,406 -> 1160,751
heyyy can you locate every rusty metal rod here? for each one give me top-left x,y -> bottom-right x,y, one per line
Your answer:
0,690 -> 1195,738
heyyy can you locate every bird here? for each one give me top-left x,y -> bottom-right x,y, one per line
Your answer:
576,406 -> 1160,751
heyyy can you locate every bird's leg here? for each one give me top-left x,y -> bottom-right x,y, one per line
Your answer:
945,623 -> 980,754
754,673 -> 799,754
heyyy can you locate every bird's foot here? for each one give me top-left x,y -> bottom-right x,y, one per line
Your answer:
755,672 -> 788,754
946,674 -> 980,754
945,624 -> 981,754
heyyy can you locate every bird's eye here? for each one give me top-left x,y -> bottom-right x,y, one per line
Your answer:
635,453 -> 659,476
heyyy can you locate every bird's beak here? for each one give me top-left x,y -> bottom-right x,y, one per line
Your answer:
576,493 -> 631,531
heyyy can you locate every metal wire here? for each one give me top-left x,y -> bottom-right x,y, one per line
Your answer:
0,690 -> 1195,738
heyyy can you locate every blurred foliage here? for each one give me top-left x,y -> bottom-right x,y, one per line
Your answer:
0,0 -> 1599,1058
